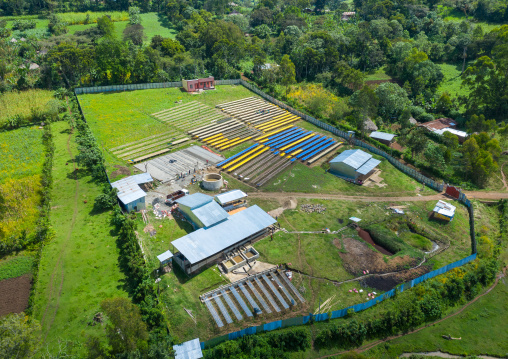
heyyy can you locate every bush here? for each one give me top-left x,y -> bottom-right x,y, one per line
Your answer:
400,232 -> 433,251
12,19 -> 36,30
364,223 -> 406,253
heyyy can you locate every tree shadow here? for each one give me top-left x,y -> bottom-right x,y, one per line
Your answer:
66,168 -> 89,180
156,13 -> 176,32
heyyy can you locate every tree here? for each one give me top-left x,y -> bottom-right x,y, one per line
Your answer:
374,82 -> 411,120
466,114 -> 496,134
436,92 -> 453,116
0,314 -> 41,359
424,142 -> 446,170
128,6 -> 141,25
253,24 -> 272,39
123,24 -> 146,46
278,54 -> 296,97
349,86 -> 379,119
97,15 -> 115,38
405,128 -> 428,158
101,298 -> 149,355
48,14 -> 68,36
94,186 -> 118,211
461,136 -> 498,186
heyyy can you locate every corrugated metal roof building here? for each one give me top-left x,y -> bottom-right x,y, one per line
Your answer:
215,189 -> 247,207
173,338 -> 203,359
171,205 -> 276,274
369,131 -> 396,145
157,250 -> 173,266
176,193 -> 230,229
329,149 -> 381,181
111,173 -> 153,212
432,200 -> 456,222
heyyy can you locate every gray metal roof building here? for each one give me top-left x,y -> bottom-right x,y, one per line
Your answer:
329,149 -> 381,180
111,173 -> 153,212
369,131 -> 396,143
173,338 -> 203,359
157,250 -> 173,266
191,201 -> 229,227
171,205 -> 276,274
215,189 -> 247,206
175,193 -> 213,209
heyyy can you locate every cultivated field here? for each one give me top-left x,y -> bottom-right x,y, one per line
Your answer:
0,90 -> 54,127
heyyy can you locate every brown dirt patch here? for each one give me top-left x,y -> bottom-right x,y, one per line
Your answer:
0,274 -> 31,316
111,165 -> 131,179
356,228 -> 393,255
337,237 -> 415,276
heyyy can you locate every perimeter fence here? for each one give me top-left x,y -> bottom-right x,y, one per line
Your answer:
73,79 -> 479,349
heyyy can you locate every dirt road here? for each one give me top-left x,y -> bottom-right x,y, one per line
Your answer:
247,191 -> 508,202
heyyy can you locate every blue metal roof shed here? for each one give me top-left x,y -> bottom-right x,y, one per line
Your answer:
215,189 -> 247,206
176,193 -> 213,209
173,338 -> 203,359
157,250 -> 173,266
171,205 -> 276,265
369,131 -> 396,142
357,158 -> 381,175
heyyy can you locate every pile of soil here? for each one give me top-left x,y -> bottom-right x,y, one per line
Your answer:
336,237 -> 415,276
0,274 -> 31,316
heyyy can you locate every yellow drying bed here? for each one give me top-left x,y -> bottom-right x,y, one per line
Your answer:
222,145 -> 265,169
254,113 -> 293,128
256,125 -> 295,142
202,133 -> 223,141
227,146 -> 270,172
220,136 -> 252,150
257,115 -> 299,130
259,117 -> 299,132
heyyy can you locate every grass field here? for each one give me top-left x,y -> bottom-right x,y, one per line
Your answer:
78,85 -> 258,149
262,147 -> 435,196
0,90 -> 54,126
364,66 -> 393,82
0,127 -> 44,181
436,63 -> 470,99
436,5 -> 503,33
33,121 -> 128,355
56,11 -> 128,25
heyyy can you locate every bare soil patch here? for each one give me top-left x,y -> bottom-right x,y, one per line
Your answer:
336,237 -> 414,276
0,274 -> 31,316
362,265 -> 431,291
111,165 -> 131,179
356,228 -> 393,255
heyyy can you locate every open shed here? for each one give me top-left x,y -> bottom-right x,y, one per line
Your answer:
369,131 -> 396,146
173,338 -> 203,359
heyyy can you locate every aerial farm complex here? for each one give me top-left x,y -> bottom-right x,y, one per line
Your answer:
71,83 -> 478,348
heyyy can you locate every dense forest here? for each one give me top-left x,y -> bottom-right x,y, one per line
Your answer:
1,0 -> 508,189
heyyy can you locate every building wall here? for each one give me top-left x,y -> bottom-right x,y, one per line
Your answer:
330,162 -> 357,179
124,197 -> 146,212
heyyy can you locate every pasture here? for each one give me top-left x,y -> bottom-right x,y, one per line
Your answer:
33,121 -> 128,355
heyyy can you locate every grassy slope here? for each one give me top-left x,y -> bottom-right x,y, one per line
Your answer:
362,279 -> 508,358
33,121 -> 127,354
0,89 -> 54,125
436,63 -> 470,98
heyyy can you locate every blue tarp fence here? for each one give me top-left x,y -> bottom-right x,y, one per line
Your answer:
202,253 -> 477,349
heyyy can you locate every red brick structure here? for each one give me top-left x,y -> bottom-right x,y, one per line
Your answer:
182,77 -> 215,93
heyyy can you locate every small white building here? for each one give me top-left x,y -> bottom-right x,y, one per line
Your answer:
173,338 -> 203,359
111,173 -> 153,212
432,200 -> 456,222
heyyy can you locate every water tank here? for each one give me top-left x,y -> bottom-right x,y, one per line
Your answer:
202,173 -> 223,191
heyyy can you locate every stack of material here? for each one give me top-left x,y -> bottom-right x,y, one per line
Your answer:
300,203 -> 326,214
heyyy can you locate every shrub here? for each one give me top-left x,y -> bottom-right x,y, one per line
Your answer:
11,19 -> 36,31
400,232 -> 433,251
364,223 -> 406,253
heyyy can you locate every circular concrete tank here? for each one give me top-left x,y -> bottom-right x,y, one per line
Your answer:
202,173 -> 223,191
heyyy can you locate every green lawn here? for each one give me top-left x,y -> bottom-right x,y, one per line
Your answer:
262,147 -> 435,196
437,63 -> 470,99
139,12 -> 178,42
33,121 -> 128,355
364,66 -> 393,82
436,5 -> 503,33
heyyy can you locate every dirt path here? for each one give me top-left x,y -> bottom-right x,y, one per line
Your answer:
41,113 -> 79,341
248,191 -> 508,201
316,265 -> 507,359
500,163 -> 508,191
